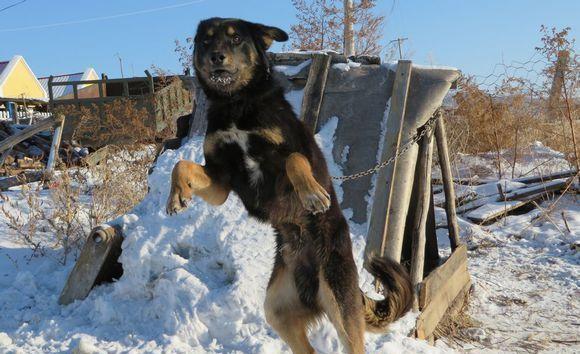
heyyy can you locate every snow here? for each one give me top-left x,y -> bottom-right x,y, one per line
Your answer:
0,120 -> 444,353
273,59 -> 312,76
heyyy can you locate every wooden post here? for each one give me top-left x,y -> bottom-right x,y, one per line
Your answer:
188,80 -> 208,138
365,60 -> 413,265
434,113 -> 461,250
300,53 -> 332,132
410,131 -> 434,310
343,0 -> 355,58
145,70 -> 155,94
46,115 -> 65,174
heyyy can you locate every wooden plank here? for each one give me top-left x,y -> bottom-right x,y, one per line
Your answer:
434,114 -> 461,250
411,132 -> 434,310
0,115 -> 60,153
467,179 -> 569,224
0,171 -> 45,190
505,178 -> 568,200
365,60 -> 413,265
416,254 -> 471,339
419,244 -> 467,309
513,169 -> 576,184
300,53 -> 332,131
58,224 -> 124,305
46,115 -> 65,173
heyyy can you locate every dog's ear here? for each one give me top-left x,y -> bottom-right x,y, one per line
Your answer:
250,22 -> 289,50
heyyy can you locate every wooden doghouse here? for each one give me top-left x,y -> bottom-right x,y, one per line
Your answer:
59,56 -> 469,343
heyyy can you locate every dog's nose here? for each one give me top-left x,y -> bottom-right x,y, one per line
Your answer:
210,52 -> 226,65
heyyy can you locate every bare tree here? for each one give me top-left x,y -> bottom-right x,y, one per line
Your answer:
291,0 -> 385,56
290,0 -> 342,52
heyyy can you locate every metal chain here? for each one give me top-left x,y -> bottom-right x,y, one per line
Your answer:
331,112 -> 439,181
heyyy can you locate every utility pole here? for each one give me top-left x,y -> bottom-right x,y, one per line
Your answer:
389,37 -> 408,59
116,53 -> 124,78
343,0 -> 355,57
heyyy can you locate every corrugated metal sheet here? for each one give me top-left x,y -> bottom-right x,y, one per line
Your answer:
38,72 -> 84,98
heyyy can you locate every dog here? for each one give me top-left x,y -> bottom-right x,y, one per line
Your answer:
166,17 -> 413,354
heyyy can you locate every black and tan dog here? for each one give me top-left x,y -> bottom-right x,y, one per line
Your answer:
166,17 -> 413,354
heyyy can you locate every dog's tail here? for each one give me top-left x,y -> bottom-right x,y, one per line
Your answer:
362,256 -> 413,333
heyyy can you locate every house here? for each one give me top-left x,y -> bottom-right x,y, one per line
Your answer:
0,55 -> 48,120
38,68 -> 100,100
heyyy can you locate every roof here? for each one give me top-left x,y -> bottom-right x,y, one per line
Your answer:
38,68 -> 98,99
0,55 -> 48,100
0,61 -> 9,76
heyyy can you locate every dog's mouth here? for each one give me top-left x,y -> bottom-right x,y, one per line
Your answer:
209,69 -> 237,86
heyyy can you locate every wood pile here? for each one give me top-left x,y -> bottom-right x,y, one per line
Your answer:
433,169 -> 577,224
0,120 -> 86,177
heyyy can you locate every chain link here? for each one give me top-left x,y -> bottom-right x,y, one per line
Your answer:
331,112 -> 440,181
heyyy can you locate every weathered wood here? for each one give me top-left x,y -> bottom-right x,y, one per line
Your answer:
0,170 -> 45,190
419,245 -> 468,309
300,53 -> 332,131
46,115 -> 65,173
58,224 -> 124,305
411,132 -> 434,310
434,114 -> 461,250
0,147 -> 13,167
0,115 -> 61,153
505,178 -> 569,200
365,60 -> 413,264
424,185 -> 441,276
188,81 -> 208,137
416,247 -> 470,339
466,178 -> 570,224
513,169 -> 577,184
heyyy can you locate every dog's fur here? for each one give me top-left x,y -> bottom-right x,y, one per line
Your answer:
166,18 -> 413,354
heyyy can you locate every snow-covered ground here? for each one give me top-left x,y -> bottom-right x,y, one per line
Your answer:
0,117 -> 578,353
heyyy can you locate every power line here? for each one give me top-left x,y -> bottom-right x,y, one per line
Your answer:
0,0 -> 26,13
0,0 -> 206,33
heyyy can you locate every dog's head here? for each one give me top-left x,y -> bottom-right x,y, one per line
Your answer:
193,18 -> 288,96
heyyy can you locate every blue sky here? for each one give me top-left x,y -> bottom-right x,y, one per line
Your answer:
0,0 -> 577,78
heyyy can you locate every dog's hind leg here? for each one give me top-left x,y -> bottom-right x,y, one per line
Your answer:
265,265 -> 317,354
318,264 -> 365,354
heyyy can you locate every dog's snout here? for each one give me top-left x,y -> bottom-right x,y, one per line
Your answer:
210,52 -> 226,65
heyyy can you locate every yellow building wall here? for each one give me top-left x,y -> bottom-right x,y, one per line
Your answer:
2,60 -> 46,99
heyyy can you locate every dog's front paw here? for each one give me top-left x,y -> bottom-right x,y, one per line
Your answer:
298,181 -> 331,215
166,189 -> 189,215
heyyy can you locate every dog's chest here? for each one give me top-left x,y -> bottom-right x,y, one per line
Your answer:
205,124 -> 264,186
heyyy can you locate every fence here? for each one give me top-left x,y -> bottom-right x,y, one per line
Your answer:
0,110 -> 51,121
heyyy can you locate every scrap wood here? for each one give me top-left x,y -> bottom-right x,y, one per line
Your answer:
466,178 -> 570,224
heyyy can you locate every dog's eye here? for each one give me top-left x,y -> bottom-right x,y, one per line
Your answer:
202,38 -> 211,46
232,35 -> 242,44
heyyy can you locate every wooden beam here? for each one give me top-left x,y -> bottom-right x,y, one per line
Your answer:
45,115 -> 65,173
365,60 -> 413,265
513,169 -> 577,184
59,224 -> 124,305
434,114 -> 461,250
0,171 -> 45,190
300,53 -> 332,132
410,131 -> 434,310
416,245 -> 470,339
0,115 -> 61,153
